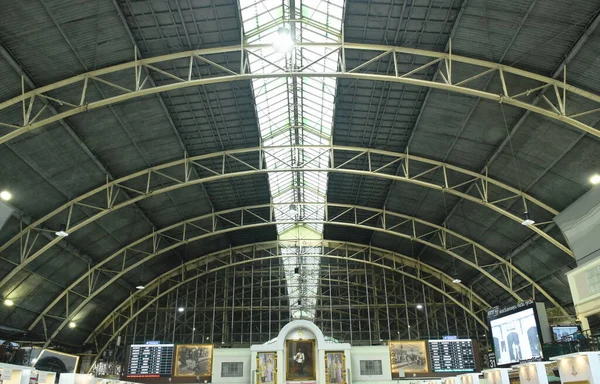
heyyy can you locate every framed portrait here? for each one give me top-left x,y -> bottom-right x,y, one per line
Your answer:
256,352 -> 277,384
389,340 -> 429,374
174,344 -> 213,377
325,352 -> 346,384
286,339 -> 316,381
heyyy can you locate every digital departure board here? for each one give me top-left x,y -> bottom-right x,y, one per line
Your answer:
126,344 -> 174,378
427,339 -> 476,372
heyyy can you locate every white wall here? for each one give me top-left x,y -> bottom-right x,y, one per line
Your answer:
349,346 -> 392,383
211,349 -> 251,384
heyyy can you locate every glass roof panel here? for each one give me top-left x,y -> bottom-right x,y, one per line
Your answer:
242,0 -> 344,320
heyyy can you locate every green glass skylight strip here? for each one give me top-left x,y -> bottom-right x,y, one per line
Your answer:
241,0 -> 345,319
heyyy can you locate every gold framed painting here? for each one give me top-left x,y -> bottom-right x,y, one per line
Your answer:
174,344 -> 213,377
286,339 -> 316,381
325,352 -> 346,384
389,340 -> 429,374
256,352 -> 277,384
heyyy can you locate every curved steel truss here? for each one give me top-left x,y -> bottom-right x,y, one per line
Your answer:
1,43 -> 600,143
29,203 -> 568,339
0,146 -> 571,292
84,240 -> 490,369
30,202 -> 567,349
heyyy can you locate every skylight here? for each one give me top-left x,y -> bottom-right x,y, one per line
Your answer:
240,0 -> 344,319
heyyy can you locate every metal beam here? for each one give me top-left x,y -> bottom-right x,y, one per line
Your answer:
2,43 -> 600,143
29,201 -> 563,340
34,201 -> 570,348
0,42 -> 140,291
108,0 -> 218,215
436,8 -> 600,285
85,240 -> 490,369
0,146 -> 571,292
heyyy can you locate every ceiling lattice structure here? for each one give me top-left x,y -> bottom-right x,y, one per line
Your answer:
0,0 -> 599,356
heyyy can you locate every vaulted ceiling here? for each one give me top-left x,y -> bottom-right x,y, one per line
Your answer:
1,0 -> 600,349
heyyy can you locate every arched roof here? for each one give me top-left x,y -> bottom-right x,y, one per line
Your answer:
1,0 -> 599,348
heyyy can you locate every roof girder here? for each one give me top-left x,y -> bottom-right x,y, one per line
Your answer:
2,43 -> 600,144
84,239 -> 489,370
29,201 -> 568,349
0,146 -> 571,296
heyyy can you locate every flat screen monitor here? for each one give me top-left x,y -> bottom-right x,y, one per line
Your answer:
427,339 -> 476,372
488,301 -> 543,367
124,344 -> 174,378
552,325 -> 579,341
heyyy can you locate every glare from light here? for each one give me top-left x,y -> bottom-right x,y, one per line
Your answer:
273,27 -> 294,53
591,174 -> 600,185
0,190 -> 12,201
521,211 -> 535,226
32,358 -> 38,364
68,321 -> 76,328
135,284 -> 145,290
416,304 -> 424,310
55,230 -> 69,237
178,307 -> 185,312
193,327 -> 196,331
4,299 -> 14,306
452,278 -> 462,284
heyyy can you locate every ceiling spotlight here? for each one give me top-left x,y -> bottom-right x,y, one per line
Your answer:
416,304 -> 423,310
273,27 -> 294,53
55,224 -> 69,237
452,278 -> 462,284
521,211 -> 535,226
193,327 -> 196,331
135,284 -> 145,290
178,307 -> 185,312
4,299 -> 14,307
289,203 -> 297,213
68,321 -> 76,328
591,174 -> 600,185
0,190 -> 12,201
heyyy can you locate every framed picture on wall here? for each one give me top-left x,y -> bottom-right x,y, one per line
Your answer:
389,340 -> 429,374
256,352 -> 277,384
174,344 -> 213,377
325,352 -> 346,384
286,339 -> 316,381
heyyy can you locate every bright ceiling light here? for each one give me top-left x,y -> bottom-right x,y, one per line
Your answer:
4,299 -> 14,306
0,190 -> 12,201
68,321 -> 76,328
521,211 -> 535,226
289,203 -> 297,213
591,174 -> 600,185
178,307 -> 185,312
416,304 -> 423,310
135,284 -> 145,290
273,27 -> 294,53
55,224 -> 69,237
452,278 -> 462,284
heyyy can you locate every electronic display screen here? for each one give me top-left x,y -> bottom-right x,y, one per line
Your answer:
552,326 -> 579,341
427,339 -> 476,372
126,344 -> 174,378
489,303 -> 543,366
